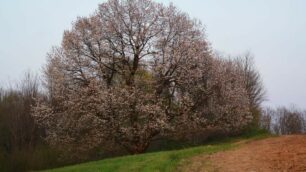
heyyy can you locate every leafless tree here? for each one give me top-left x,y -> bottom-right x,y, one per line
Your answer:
0,72 -> 42,152
235,53 -> 266,126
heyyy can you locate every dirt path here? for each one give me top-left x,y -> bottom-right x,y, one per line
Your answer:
183,135 -> 306,172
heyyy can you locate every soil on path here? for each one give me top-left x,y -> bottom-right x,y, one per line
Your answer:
183,135 -> 306,172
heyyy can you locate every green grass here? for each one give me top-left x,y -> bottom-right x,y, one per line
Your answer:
40,132 -> 270,172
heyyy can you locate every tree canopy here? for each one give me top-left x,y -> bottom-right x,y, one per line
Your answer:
33,0 -> 254,155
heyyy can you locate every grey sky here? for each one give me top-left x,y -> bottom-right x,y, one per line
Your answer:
0,0 -> 305,108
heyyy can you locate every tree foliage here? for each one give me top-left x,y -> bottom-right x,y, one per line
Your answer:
33,0 -> 253,155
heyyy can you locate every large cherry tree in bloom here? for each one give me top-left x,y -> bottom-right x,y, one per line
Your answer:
33,0 -> 252,155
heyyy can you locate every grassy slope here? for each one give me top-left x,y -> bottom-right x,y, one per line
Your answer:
41,132 -> 270,172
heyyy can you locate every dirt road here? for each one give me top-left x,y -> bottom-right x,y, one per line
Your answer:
183,135 -> 306,172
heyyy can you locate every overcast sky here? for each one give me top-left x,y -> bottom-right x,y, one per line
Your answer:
0,0 -> 305,108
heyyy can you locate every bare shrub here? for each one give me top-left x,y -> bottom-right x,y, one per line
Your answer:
0,72 -> 60,172
0,72 -> 41,152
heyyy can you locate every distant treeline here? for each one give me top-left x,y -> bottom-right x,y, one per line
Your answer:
261,106 -> 306,135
